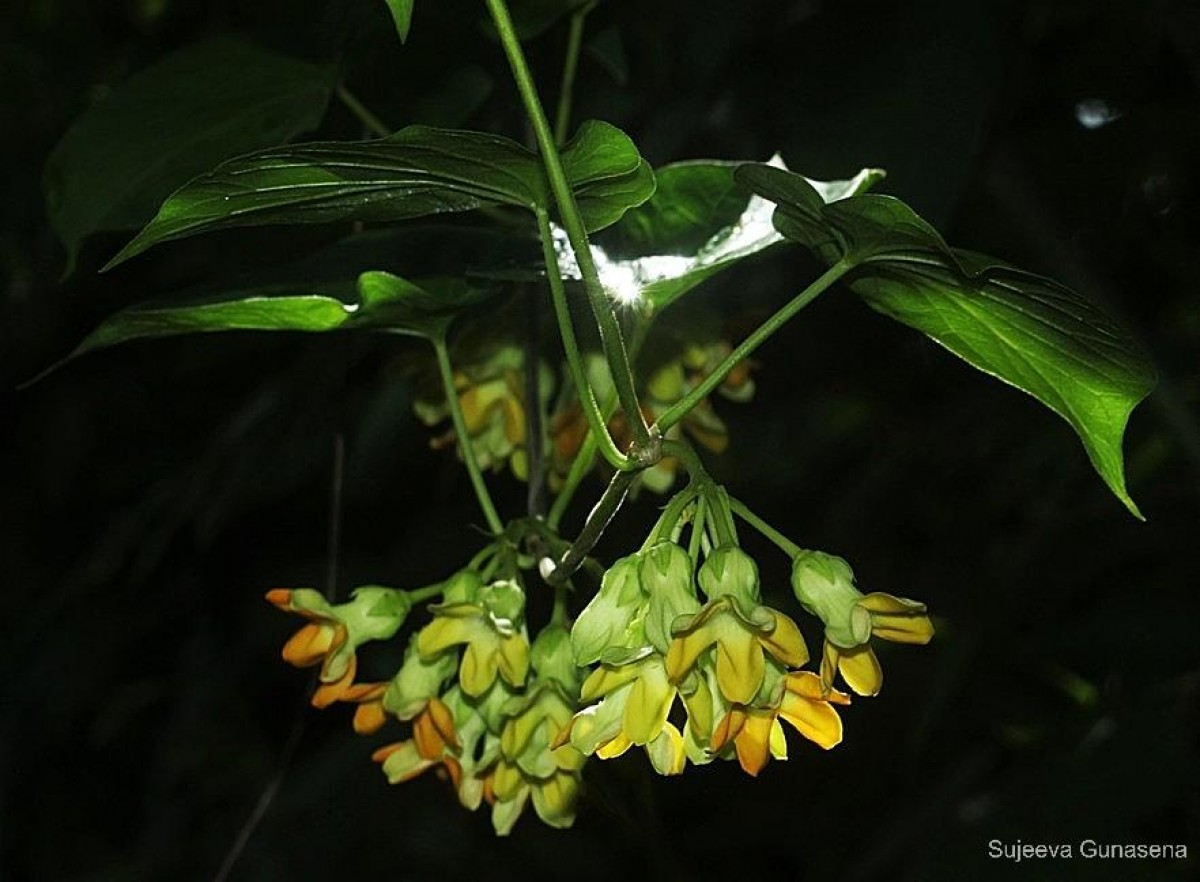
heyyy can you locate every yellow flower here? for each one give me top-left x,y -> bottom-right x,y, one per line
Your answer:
416,346 -> 553,480
710,671 -> 850,776
791,550 -> 933,696
556,650 -> 693,776
483,682 -> 586,834
665,596 -> 808,704
818,592 -> 933,695
416,596 -> 530,697
372,695 -> 462,783
488,759 -> 581,835
266,586 -> 409,708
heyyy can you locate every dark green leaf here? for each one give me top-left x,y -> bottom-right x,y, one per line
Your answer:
575,159 -> 656,232
44,36 -> 336,272
854,254 -> 1156,517
43,273 -> 488,377
736,163 -> 1157,517
105,120 -> 650,269
382,0 -> 416,42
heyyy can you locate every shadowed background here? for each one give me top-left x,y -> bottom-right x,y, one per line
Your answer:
2,0 -> 1198,880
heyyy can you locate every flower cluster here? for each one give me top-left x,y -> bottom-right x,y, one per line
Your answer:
562,541 -> 849,776
267,491 -> 933,834
417,332 -> 754,495
414,346 -> 554,480
269,569 -> 588,834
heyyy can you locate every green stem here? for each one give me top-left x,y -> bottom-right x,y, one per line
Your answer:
335,84 -> 392,138
656,260 -> 853,432
727,497 -> 802,557
687,493 -> 708,561
536,208 -> 630,471
643,484 -> 700,549
553,1 -> 595,145
408,584 -> 445,604
548,469 -> 637,586
432,337 -> 505,535
485,0 -> 654,457
551,582 -> 569,625
548,431 -> 597,529
468,543 -> 498,571
708,485 -> 738,546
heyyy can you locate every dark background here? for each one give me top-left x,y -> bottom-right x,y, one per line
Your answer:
2,1 -> 1198,880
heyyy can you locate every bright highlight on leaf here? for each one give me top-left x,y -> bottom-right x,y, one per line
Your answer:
554,156 -> 884,312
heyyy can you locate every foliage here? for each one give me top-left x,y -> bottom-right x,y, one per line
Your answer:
10,0 -> 1194,877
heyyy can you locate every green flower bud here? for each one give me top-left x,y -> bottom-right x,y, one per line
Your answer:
531,625 -> 583,694
570,554 -> 645,665
480,579 -> 525,626
383,642 -> 458,719
697,545 -> 761,610
791,550 -> 871,648
640,542 -> 701,653
442,569 -> 484,604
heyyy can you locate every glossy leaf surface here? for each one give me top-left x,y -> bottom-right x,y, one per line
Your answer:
51,273 -> 486,370
106,120 -> 651,269
586,160 -> 882,311
737,164 -> 1157,517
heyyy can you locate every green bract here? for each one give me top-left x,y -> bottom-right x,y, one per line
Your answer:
639,542 -> 700,653
570,554 -> 646,665
790,550 -> 872,649
698,545 -> 761,609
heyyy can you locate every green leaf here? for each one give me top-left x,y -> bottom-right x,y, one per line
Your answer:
857,254 -> 1155,517
44,36 -> 336,272
37,273 -> 488,379
585,159 -> 882,311
575,160 -> 656,232
105,120 -> 650,269
736,163 -> 1157,518
382,0 -> 416,42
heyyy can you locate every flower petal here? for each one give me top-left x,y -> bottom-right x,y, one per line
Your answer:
665,625 -> 718,684
379,741 -> 435,784
714,628 -> 764,705
731,709 -> 775,777
531,772 -> 579,829
311,654 -> 356,708
352,701 -> 387,735
495,634 -> 530,688
281,622 -> 336,668
622,663 -> 675,745
647,723 -> 687,776
769,719 -> 789,760
779,688 -> 845,750
838,645 -> 883,697
491,786 -> 529,836
461,642 -> 500,697
757,611 -> 809,668
596,732 -> 633,759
